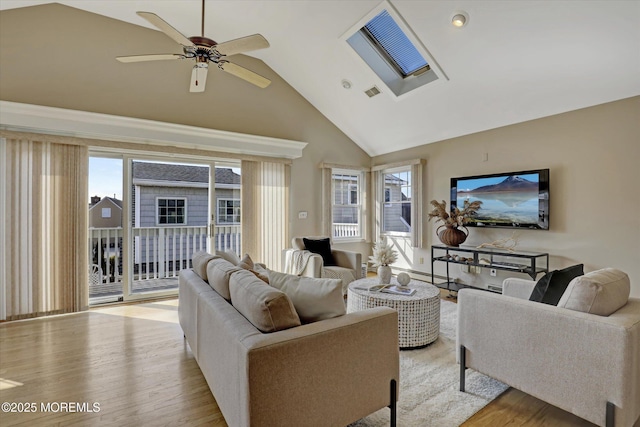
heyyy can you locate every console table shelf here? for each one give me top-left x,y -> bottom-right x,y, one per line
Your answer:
431,244 -> 549,293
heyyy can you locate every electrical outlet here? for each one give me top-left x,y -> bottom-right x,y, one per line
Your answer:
298,211 -> 307,219
490,268 -> 497,277
419,257 -> 424,264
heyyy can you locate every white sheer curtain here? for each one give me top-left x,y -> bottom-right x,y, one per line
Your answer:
1,137 -> 88,320
241,160 -> 289,270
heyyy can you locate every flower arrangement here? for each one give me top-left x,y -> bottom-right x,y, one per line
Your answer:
368,239 -> 398,267
427,199 -> 483,227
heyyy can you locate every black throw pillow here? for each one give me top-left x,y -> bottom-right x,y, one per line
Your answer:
529,264 -> 584,305
302,238 -> 336,267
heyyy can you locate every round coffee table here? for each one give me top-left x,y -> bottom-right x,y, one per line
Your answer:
347,277 -> 440,349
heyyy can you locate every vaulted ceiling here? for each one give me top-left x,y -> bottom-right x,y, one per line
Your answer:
1,1 -> 639,156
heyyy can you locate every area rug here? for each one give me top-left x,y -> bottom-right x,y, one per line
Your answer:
349,299 -> 508,427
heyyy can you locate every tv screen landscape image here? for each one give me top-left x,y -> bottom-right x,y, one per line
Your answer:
450,169 -> 549,229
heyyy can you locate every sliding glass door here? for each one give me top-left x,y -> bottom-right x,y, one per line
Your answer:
89,153 -> 241,304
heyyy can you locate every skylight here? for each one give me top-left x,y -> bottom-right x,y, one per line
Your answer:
343,1 -> 446,98
363,10 -> 429,77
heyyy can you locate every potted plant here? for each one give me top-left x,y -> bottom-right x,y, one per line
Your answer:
369,239 -> 398,284
427,199 -> 482,247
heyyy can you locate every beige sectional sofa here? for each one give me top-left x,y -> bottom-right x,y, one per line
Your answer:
179,252 -> 400,427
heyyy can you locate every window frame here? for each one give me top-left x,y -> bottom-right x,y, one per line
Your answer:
380,166 -> 412,237
155,197 -> 187,226
216,198 -> 241,225
331,169 -> 364,241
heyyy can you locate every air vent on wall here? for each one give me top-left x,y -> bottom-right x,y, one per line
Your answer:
364,86 -> 381,97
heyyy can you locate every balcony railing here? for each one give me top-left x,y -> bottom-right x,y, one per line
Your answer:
333,223 -> 360,239
88,225 -> 241,299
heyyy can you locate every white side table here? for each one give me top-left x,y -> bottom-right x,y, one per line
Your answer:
347,277 -> 441,349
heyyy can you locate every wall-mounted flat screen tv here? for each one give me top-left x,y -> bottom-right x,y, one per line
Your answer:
450,169 -> 549,230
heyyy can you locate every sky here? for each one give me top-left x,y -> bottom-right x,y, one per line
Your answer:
89,157 -> 122,201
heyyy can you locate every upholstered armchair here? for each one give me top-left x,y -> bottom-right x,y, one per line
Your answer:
457,269 -> 640,427
283,236 -> 362,295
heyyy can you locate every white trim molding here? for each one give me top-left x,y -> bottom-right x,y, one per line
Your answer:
0,101 -> 307,159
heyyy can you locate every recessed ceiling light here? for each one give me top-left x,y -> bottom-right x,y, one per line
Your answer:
341,79 -> 353,89
451,12 -> 468,28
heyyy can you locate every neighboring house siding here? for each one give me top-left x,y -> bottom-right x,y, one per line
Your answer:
89,198 -> 122,228
383,185 -> 410,233
138,187 -> 208,227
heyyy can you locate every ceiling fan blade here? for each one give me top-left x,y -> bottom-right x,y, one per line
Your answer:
137,12 -> 195,47
219,62 -> 271,88
215,34 -> 270,57
190,65 -> 208,93
116,54 -> 185,63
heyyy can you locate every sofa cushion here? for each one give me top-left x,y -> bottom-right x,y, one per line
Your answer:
191,251 -> 218,281
268,270 -> 345,323
206,258 -> 241,301
529,264 -> 584,305
216,249 -> 241,266
303,237 -> 336,267
557,268 -> 630,316
229,269 -> 301,333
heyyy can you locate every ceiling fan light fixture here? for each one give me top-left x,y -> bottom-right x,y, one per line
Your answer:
190,64 -> 208,93
451,12 -> 468,28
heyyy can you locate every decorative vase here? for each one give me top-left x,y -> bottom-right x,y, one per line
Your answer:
437,224 -> 469,247
377,265 -> 392,284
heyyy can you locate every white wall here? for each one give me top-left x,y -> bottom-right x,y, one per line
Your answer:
372,96 -> 640,297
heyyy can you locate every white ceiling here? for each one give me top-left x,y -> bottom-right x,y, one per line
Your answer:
2,1 -> 639,156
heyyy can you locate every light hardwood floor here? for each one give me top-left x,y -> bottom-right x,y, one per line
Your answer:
0,297 -> 595,427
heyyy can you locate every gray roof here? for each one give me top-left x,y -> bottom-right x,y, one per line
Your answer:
132,162 -> 240,185
89,196 -> 122,209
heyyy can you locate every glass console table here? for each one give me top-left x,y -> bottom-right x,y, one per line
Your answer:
431,244 -> 549,293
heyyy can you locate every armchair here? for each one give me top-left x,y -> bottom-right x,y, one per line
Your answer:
457,274 -> 640,427
283,236 -> 362,295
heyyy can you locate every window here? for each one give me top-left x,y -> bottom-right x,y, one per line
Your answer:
343,1 -> 444,98
382,168 -> 411,234
332,170 -> 363,239
217,198 -> 241,224
101,207 -> 111,218
363,9 -> 429,77
157,198 -> 186,225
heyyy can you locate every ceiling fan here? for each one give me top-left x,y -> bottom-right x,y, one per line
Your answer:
116,0 -> 271,92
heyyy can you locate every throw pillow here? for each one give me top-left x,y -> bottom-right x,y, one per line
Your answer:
237,254 -> 269,283
206,258 -> 241,301
237,253 -> 254,270
268,270 -> 346,323
229,269 -> 301,333
557,268 -> 630,316
216,249 -> 241,266
303,237 -> 336,267
529,264 -> 584,305
191,251 -> 218,281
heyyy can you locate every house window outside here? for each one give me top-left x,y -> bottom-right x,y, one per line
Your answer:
332,170 -> 363,239
382,168 -> 411,234
101,207 -> 111,218
217,198 -> 241,224
156,198 -> 186,225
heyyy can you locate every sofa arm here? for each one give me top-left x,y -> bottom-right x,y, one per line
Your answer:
502,277 -> 536,299
458,289 -> 640,427
332,249 -> 362,278
242,307 -> 399,427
